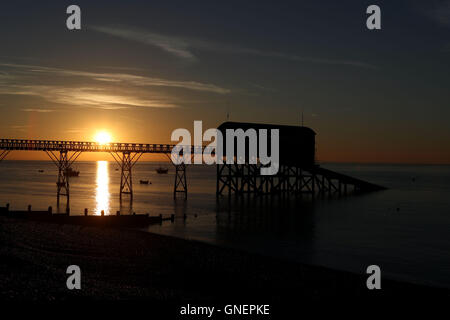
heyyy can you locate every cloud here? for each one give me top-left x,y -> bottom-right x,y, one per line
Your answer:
92,25 -> 376,69
91,26 -> 195,60
83,72 -> 230,94
9,125 -> 30,132
0,62 -> 230,110
0,71 -> 18,81
190,40 -> 377,69
65,128 -> 88,134
0,63 -> 229,94
22,108 -> 55,113
0,85 -> 176,109
249,83 -> 277,92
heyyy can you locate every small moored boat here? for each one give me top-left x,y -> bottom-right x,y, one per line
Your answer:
155,167 -> 168,174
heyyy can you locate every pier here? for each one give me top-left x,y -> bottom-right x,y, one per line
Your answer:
0,139 -> 198,210
0,123 -> 386,212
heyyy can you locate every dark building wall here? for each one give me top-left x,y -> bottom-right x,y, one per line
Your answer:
217,122 -> 316,168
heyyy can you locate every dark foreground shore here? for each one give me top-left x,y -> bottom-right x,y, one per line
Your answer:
0,216 -> 448,304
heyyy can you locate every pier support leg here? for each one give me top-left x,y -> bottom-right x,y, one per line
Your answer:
111,152 -> 143,201
216,163 -> 229,197
0,150 -> 10,162
56,151 -> 70,208
174,163 -> 187,199
46,150 -> 82,213
121,152 -> 133,201
216,164 -> 220,196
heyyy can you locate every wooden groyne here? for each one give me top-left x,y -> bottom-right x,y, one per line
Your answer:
0,204 -> 175,228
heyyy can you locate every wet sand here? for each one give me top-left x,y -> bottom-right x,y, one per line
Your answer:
0,216 -> 448,302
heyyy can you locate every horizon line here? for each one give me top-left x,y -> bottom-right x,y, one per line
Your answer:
2,159 -> 450,166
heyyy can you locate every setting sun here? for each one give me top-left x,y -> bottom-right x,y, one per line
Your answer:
94,131 -> 112,145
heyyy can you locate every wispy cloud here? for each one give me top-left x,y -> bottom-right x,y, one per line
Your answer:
65,128 -> 88,134
92,25 -> 376,69
0,85 -> 176,109
0,63 -> 229,94
191,40 -> 376,69
0,63 -> 230,110
9,125 -> 30,132
92,26 -> 195,60
22,108 -> 55,113
248,83 -> 278,92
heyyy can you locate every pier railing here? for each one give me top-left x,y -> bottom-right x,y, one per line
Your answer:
0,139 -> 177,153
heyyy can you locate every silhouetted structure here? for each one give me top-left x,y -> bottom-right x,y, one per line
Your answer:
0,139 -> 196,209
217,121 -> 316,167
0,125 -> 385,211
216,122 -> 385,197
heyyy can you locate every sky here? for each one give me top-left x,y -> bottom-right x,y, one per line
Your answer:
0,0 -> 449,163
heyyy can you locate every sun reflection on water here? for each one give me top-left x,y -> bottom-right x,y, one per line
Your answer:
95,161 -> 110,215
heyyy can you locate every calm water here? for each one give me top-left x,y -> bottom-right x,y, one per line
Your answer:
0,160 -> 449,288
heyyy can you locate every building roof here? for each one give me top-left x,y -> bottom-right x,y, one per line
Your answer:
217,121 -> 316,135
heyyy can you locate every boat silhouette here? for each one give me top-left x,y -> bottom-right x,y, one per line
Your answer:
155,167 -> 168,174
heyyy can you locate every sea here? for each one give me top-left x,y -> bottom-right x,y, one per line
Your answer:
0,160 -> 449,288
